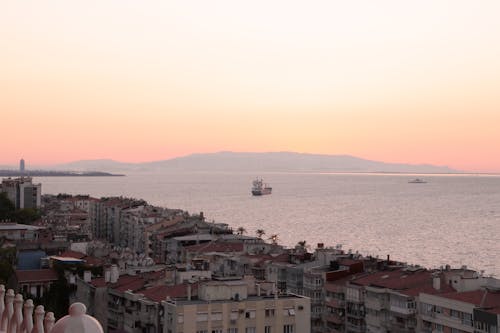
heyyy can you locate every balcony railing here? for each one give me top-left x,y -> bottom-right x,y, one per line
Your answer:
0,284 -> 104,333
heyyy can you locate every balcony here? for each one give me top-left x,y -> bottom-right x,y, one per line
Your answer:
346,323 -> 366,332
389,304 -> 416,315
325,297 -> 345,308
0,284 -> 104,333
324,312 -> 344,325
365,297 -> 389,311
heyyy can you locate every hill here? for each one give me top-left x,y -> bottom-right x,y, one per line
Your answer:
48,152 -> 458,173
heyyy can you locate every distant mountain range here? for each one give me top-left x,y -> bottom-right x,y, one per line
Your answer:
29,152 -> 458,174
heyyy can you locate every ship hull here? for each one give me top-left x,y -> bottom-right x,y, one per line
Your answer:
252,188 -> 272,196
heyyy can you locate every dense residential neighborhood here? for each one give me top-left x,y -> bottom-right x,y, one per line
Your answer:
1,177 -> 500,333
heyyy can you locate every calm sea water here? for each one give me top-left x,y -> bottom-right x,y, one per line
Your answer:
37,172 -> 500,276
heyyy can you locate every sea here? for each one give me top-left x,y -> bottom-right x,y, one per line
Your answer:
37,172 -> 500,277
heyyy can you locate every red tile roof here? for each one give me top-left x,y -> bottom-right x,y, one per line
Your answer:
16,269 -> 58,283
437,289 -> 500,307
351,269 -> 455,296
140,283 -> 198,302
114,278 -> 145,293
90,277 -> 107,287
58,250 -> 103,266
89,271 -> 166,291
59,250 -> 86,259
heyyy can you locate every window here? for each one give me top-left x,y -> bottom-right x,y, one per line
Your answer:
227,329 -> 238,333
245,310 -> 256,319
196,331 -> 208,333
230,311 -> 239,320
212,330 -> 223,333
177,315 -> 184,323
265,309 -> 275,317
462,313 -> 473,326
196,312 -> 208,321
434,323 -> 443,332
283,325 -> 294,333
265,326 -> 272,333
211,312 -> 223,321
245,328 -> 256,333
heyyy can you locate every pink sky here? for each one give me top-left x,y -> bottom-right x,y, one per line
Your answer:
1,1 -> 500,172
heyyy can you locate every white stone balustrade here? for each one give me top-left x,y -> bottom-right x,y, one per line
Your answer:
0,284 -> 103,333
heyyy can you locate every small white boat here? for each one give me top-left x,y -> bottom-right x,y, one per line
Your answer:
408,178 -> 427,184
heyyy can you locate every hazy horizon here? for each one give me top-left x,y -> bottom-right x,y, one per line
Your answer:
2,1 -> 500,172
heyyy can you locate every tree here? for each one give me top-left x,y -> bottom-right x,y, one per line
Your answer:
0,192 -> 15,221
237,227 -> 247,235
269,234 -> 279,245
10,208 -> 41,225
0,192 -> 41,224
296,240 -> 310,253
256,229 -> 265,239
0,246 -> 15,285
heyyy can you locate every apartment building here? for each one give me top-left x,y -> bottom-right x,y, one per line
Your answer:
73,265 -> 169,332
0,222 -> 43,241
163,279 -> 311,333
474,306 -> 500,333
419,287 -> 500,333
322,259 -> 365,333
1,176 -> 41,209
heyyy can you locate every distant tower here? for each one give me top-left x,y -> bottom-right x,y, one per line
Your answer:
20,158 -> 25,172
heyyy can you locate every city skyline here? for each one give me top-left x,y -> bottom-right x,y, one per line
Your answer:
2,1 -> 500,172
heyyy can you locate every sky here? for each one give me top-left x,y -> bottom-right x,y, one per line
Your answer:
1,1 -> 500,172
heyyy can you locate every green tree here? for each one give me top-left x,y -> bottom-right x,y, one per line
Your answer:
0,246 -> 16,284
0,192 -> 15,220
39,263 -> 70,319
10,208 -> 41,225
0,192 -> 40,224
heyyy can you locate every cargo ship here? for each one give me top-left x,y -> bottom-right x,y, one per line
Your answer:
251,178 -> 272,196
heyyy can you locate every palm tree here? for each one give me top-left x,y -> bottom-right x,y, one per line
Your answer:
296,240 -> 310,252
297,240 -> 307,248
256,229 -> 265,239
269,234 -> 279,245
237,226 -> 247,235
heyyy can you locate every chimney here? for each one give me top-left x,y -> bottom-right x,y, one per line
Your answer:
110,264 -> 119,284
317,243 -> 324,249
387,254 -> 390,263
104,267 -> 111,283
83,270 -> 92,283
433,276 -> 441,290
187,283 -> 192,301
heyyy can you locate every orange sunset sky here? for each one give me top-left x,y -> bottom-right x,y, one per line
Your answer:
1,1 -> 500,172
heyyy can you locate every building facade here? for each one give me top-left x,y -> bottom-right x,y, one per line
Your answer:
1,176 -> 41,209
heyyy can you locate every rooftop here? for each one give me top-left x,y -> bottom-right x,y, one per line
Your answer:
436,289 -> 500,307
0,223 -> 43,231
16,269 -> 58,283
